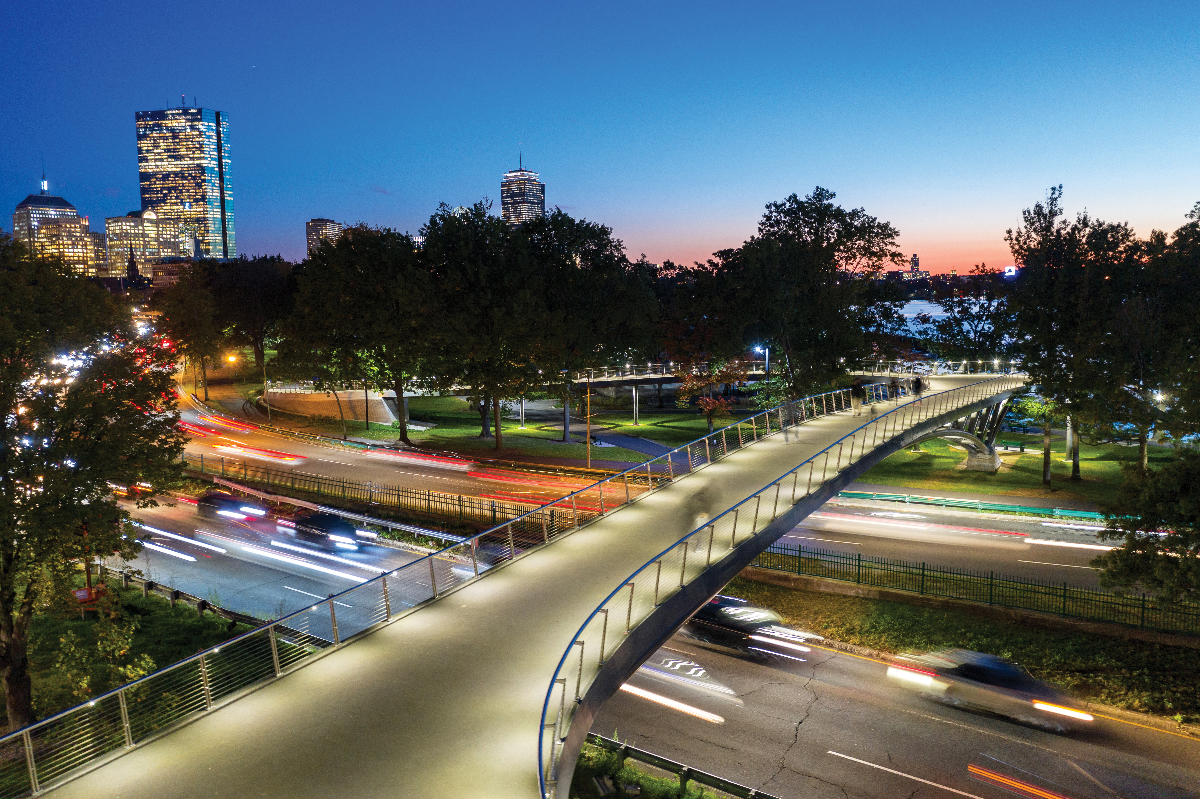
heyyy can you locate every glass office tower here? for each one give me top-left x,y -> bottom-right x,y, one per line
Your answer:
500,164 -> 545,226
135,106 -> 235,258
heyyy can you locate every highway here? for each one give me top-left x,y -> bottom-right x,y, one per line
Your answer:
790,500 -> 1110,588
595,636 -> 1200,799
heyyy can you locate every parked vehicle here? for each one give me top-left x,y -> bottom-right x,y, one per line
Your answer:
886,648 -> 1093,733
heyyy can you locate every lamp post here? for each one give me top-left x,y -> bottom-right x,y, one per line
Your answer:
586,369 -> 593,469
263,359 -> 272,422
754,345 -> 770,376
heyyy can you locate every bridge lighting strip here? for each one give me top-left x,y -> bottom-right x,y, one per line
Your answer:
618,684 -> 725,724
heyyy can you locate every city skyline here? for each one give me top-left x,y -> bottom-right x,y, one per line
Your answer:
2,1 -> 1198,270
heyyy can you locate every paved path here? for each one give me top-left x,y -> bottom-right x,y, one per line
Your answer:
47,376 -> 1011,799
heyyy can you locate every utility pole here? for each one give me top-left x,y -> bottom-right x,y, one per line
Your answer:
263,359 -> 272,422
585,369 -> 593,469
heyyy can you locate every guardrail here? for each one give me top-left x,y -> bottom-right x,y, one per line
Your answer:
537,374 -> 1025,797
860,358 -> 1024,375
0,375 -> 932,797
753,543 -> 1200,635
835,490 -> 1104,520
184,454 -> 544,526
583,734 -> 782,799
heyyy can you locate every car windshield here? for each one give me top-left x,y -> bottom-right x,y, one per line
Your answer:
955,660 -> 1039,690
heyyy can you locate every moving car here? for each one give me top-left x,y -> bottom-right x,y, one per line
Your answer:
886,648 -> 1093,733
196,491 -> 269,521
683,595 -> 817,660
276,511 -> 363,550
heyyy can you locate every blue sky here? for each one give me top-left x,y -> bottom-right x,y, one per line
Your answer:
3,0 -> 1197,270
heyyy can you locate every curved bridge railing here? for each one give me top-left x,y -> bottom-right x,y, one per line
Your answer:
537,374 -> 1025,797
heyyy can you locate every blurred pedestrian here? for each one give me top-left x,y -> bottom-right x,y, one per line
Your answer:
850,381 -> 866,416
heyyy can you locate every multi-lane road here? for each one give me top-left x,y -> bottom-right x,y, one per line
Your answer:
595,636 -> 1200,799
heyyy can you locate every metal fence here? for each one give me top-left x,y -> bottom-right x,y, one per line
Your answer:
183,453 -> 551,526
753,542 -> 1200,635
584,733 -> 781,799
537,373 -> 1026,797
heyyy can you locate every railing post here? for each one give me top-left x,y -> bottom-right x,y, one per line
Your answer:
624,472 -> 631,504
706,524 -> 715,564
704,437 -> 711,464
625,582 -> 635,632
751,416 -> 758,440
807,460 -> 816,495
856,552 -> 862,584
542,513 -> 549,543
751,494 -> 762,531
792,469 -> 801,501
920,563 -> 926,595
835,441 -> 845,471
118,687 -> 133,747
598,482 -> 606,513
508,521 -> 516,556
22,730 -> 37,794
730,507 -> 740,547
269,626 -> 282,676
329,600 -> 341,645
679,542 -> 688,587
666,452 -> 674,480
721,429 -> 728,454
429,557 -> 439,597
199,653 -> 213,709
598,607 -> 610,666
772,482 -> 782,520
653,560 -> 664,605
574,640 -> 586,701
471,541 -> 480,575
571,495 -> 578,528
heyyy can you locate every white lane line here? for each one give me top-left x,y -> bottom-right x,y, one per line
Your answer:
1041,521 -> 1105,532
618,684 -> 725,724
314,458 -> 360,467
269,540 -> 382,572
1018,560 -> 1098,570
1027,539 -> 1113,551
826,751 -> 987,799
785,535 -> 862,546
282,585 -> 353,608
146,528 -> 227,554
138,540 -> 197,562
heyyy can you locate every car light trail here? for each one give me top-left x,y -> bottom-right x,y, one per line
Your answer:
1032,701 -> 1093,721
748,634 -> 810,653
196,414 -> 258,432
967,764 -> 1072,799
212,442 -> 305,463
282,586 -> 352,608
268,540 -> 380,571
827,751 -> 987,799
137,540 -> 197,562
1027,539 -> 1113,551
1017,560 -> 1097,570
240,545 -> 362,581
618,683 -> 725,724
1040,522 -> 1105,532
886,664 -> 937,687
365,449 -> 473,471
140,527 -> 227,554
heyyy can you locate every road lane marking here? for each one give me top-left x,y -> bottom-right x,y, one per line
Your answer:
826,751 -> 987,799
282,585 -> 353,608
784,534 -> 862,546
137,540 -> 196,562
1027,539 -> 1113,551
142,528 -> 227,554
1017,560 -> 1097,570
618,683 -> 725,724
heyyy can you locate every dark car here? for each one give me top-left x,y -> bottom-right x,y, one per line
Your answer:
683,595 -> 816,660
886,649 -> 1094,733
196,491 -> 269,522
276,511 -> 362,550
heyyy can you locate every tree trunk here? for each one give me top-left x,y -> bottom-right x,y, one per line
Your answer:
330,390 -> 347,440
200,357 -> 209,402
392,378 -> 410,444
706,412 -> 714,434
561,384 -> 571,443
656,381 -> 664,408
1041,422 -> 1052,487
478,397 -> 491,438
3,635 -> 33,731
492,395 -> 503,450
1138,428 -> 1149,473
252,340 -> 264,369
1070,418 -> 1081,481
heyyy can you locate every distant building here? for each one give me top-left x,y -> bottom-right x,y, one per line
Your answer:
500,158 -> 545,225
910,253 -> 920,271
903,252 -> 930,281
106,210 -> 186,277
11,179 -> 99,275
89,231 -> 107,275
136,104 -> 235,258
305,218 -> 344,256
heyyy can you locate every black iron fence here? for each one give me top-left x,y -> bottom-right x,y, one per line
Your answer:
753,542 -> 1200,636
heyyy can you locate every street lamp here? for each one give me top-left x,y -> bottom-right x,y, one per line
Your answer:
754,345 -> 770,375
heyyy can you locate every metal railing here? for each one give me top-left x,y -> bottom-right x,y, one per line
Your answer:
183,453 -> 546,526
860,358 -> 1023,375
753,543 -> 1200,635
0,378 -> 910,797
537,374 -> 1025,797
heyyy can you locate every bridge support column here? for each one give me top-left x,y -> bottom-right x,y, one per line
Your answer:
962,448 -> 1002,472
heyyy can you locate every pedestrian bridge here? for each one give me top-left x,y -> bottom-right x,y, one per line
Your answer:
16,373 -> 1023,799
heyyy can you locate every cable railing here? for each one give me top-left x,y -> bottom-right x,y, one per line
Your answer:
536,374 -> 1025,798
0,373 -> 1019,798
860,358 -> 1025,375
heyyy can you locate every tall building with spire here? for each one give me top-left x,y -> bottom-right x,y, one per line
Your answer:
12,177 -> 98,275
135,103 -> 235,258
500,156 -> 545,226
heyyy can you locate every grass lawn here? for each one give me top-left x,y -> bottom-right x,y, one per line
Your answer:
589,410 -> 754,448
725,577 -> 1200,723
22,584 -> 249,724
860,434 -> 1174,507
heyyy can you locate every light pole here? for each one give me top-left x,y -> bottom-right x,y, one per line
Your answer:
585,369 -> 593,469
262,358 -> 272,422
754,345 -> 770,376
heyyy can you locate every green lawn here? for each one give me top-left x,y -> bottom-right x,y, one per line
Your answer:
726,577 -> 1200,722
860,434 -> 1173,507
589,410 -> 754,448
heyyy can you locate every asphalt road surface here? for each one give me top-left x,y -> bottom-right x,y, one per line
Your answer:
594,636 -> 1200,799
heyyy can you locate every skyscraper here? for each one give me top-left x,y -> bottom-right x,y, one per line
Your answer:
135,105 -> 235,258
500,159 -> 545,226
306,218 -> 344,256
106,210 -> 185,276
12,178 -> 95,275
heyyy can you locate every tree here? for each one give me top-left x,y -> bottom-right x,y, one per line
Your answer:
703,188 -> 906,398
211,256 -> 295,369
0,235 -> 184,728
915,264 -> 1013,361
1012,393 -> 1060,487
158,263 -> 224,401
1095,450 -> 1200,602
676,359 -> 750,433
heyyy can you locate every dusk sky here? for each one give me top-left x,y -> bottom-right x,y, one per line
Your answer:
3,1 -> 1197,271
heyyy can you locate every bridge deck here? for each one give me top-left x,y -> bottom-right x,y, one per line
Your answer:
48,375 -> 992,799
